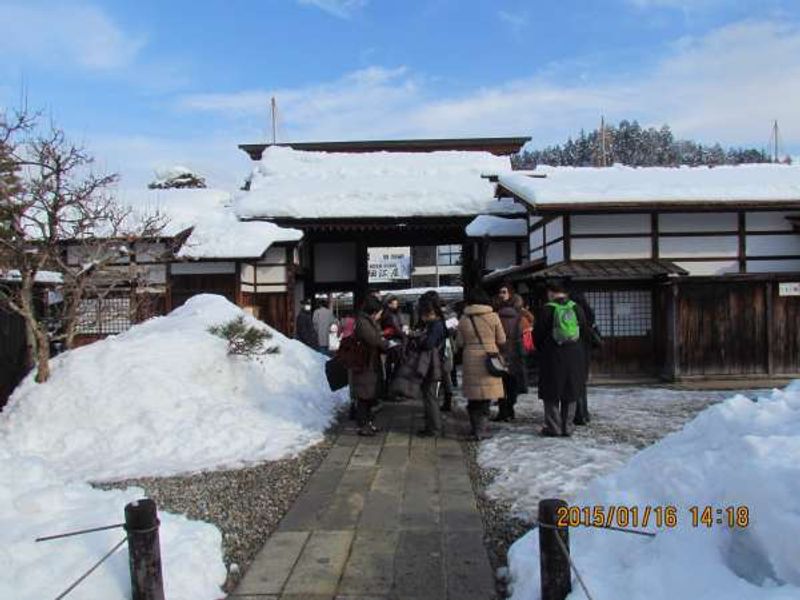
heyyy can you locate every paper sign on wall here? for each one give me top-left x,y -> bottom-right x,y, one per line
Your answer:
779,282 -> 800,296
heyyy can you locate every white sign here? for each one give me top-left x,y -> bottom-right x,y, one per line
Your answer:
779,282 -> 800,296
368,248 -> 411,282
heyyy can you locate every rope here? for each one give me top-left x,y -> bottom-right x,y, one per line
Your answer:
536,520 -> 656,538
53,536 -> 127,600
551,524 -> 596,600
36,523 -> 125,543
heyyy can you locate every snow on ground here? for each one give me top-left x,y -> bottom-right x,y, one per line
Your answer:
236,146 -> 524,218
502,383 -> 800,600
498,163 -> 800,207
479,386 -> 756,519
0,294 -> 347,599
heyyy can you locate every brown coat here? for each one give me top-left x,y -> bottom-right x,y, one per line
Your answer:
351,314 -> 387,400
456,304 -> 506,401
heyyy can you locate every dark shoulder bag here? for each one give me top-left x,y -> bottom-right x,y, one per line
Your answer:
468,315 -> 508,378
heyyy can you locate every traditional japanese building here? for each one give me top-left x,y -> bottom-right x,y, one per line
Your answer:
491,164 -> 800,381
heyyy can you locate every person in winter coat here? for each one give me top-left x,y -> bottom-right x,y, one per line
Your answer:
295,300 -> 317,348
570,290 -> 596,426
381,294 -> 406,388
534,281 -> 589,437
456,288 -> 506,440
351,296 -> 389,436
495,286 -> 528,422
413,295 -> 447,437
312,299 -> 337,355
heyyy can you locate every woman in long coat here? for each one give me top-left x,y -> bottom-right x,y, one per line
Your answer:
456,288 -> 506,440
351,296 -> 388,436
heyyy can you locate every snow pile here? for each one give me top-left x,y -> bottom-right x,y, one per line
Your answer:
0,294 -> 347,598
148,165 -> 207,189
4,294 -> 348,479
499,163 -> 800,207
507,383 -> 800,600
236,146 -> 523,218
466,215 -> 527,237
116,187 -> 302,259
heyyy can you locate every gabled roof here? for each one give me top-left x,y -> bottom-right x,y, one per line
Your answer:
497,164 -> 800,212
115,188 -> 302,260
239,137 -> 531,160
235,146 -> 524,220
466,215 -> 527,238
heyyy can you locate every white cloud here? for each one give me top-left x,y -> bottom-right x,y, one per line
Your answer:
626,0 -> 721,8
175,19 -> 800,151
0,2 -> 144,71
498,10 -> 529,31
296,0 -> 369,18
100,19 -> 800,189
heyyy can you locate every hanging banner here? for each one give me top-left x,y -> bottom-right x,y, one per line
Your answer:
368,248 -> 411,282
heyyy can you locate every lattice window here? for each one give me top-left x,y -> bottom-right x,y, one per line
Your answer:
76,296 -> 132,335
584,289 -> 652,338
437,245 -> 462,266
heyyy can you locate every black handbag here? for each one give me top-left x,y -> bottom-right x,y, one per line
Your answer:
469,315 -> 508,378
324,357 -> 349,392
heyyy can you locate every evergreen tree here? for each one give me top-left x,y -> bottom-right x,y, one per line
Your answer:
514,120 -> 771,169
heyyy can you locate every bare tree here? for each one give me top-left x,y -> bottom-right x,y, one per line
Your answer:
0,109 -> 166,382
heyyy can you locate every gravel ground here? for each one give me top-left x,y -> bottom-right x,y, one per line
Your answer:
96,435 -> 335,593
462,439 -> 531,599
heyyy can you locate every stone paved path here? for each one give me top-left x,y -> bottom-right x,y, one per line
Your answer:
230,401 -> 495,600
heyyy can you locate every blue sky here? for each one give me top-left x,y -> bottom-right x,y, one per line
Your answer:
2,0 -> 800,187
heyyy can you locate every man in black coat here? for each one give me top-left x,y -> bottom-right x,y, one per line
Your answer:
295,300 -> 317,348
534,281 -> 589,437
570,290 -> 597,425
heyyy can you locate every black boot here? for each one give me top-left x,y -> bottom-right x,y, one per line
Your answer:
491,400 -> 510,422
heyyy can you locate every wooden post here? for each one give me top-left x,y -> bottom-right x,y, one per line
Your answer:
539,498 -> 571,600
125,499 -> 165,600
765,281 -> 774,375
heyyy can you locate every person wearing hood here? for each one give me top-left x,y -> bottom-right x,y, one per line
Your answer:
312,299 -> 337,355
295,299 -> 317,348
352,296 -> 389,436
534,281 -> 589,437
456,288 -> 506,440
494,282 -> 528,421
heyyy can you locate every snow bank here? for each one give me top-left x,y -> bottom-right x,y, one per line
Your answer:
499,164 -> 800,207
4,294 -> 348,480
1,294 -> 347,598
466,215 -> 527,237
115,187 -> 302,258
507,383 -> 800,600
236,146 -> 524,218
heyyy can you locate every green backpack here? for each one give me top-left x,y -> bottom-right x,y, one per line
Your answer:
547,300 -> 580,345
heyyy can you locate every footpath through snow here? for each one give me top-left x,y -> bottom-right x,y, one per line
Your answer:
504,383 -> 800,600
0,295 -> 348,599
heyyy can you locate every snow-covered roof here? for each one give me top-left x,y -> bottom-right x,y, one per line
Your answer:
498,164 -> 800,210
466,215 -> 527,237
0,270 -> 64,284
235,146 -> 523,219
115,188 -> 302,259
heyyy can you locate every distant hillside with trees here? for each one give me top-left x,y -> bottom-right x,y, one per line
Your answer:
513,120 -> 775,169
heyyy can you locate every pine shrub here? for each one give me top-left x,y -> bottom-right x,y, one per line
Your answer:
208,316 -> 279,358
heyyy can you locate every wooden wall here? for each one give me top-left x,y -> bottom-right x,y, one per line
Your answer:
672,280 -> 800,377
0,309 -> 28,408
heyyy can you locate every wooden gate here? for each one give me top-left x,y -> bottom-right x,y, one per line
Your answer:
582,286 -> 657,378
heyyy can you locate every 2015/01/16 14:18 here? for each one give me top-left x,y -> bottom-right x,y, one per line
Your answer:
555,505 -> 751,529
